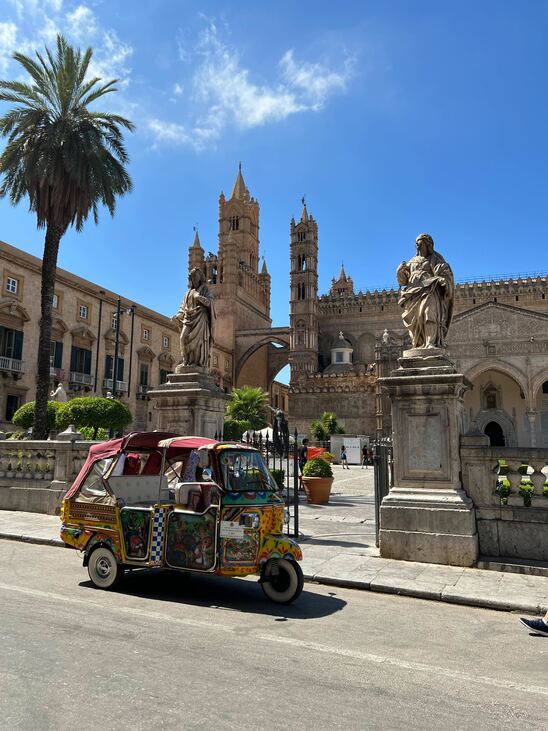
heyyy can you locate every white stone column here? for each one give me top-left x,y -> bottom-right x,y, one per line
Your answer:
526,411 -> 537,447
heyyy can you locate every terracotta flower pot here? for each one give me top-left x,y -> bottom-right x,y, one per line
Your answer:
302,476 -> 334,505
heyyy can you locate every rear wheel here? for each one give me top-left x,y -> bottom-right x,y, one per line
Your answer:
261,558 -> 304,604
88,546 -> 124,590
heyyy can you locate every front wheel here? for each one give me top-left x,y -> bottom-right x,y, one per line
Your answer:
88,546 -> 124,590
261,558 -> 304,604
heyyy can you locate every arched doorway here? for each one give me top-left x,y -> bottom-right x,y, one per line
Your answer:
484,421 -> 505,446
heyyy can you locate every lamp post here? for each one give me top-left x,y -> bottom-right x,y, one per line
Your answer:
112,297 -> 121,399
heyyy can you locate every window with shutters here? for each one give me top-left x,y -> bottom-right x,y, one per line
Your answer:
70,346 -> 92,375
105,355 -> 124,381
0,327 -> 23,360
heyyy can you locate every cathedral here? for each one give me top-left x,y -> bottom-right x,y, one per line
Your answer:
189,167 -> 548,448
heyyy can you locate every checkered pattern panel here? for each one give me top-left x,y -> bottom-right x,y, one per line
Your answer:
151,507 -> 165,565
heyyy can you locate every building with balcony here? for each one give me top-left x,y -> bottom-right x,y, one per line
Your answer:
0,239 -> 181,432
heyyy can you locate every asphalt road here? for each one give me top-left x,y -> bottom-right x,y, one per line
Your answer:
1,541 -> 547,731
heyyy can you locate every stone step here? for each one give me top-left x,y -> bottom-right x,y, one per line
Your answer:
477,556 -> 548,578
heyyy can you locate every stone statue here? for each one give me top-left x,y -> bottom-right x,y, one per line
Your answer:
382,328 -> 390,345
50,382 -> 68,402
174,267 -> 213,368
396,233 -> 454,349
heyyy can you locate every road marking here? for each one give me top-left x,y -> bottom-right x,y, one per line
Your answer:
1,581 -> 547,698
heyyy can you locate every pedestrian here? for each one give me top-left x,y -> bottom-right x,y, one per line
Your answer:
519,612 -> 548,637
340,445 -> 349,469
361,444 -> 368,469
298,438 -> 309,490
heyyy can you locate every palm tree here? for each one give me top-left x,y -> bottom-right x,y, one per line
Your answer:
0,35 -> 134,438
225,386 -> 269,430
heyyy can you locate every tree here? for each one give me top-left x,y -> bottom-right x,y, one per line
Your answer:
12,400 -> 63,433
310,411 -> 345,441
0,35 -> 134,438
225,386 -> 269,430
57,397 -> 132,439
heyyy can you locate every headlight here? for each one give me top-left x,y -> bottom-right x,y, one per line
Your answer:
283,507 -> 290,524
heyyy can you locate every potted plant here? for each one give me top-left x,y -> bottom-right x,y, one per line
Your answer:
302,457 -> 334,505
44,462 -> 53,481
15,460 -> 23,478
269,468 -> 285,490
35,463 -> 42,479
24,461 -> 33,479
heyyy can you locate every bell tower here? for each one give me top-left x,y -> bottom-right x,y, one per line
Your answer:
289,200 -> 318,382
218,163 -> 260,273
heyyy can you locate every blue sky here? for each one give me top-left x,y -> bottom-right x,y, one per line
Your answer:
1,0 -> 547,335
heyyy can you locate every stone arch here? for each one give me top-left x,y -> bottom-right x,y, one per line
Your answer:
235,335 -> 290,388
531,368 -> 548,402
464,359 -> 530,407
474,410 -> 516,446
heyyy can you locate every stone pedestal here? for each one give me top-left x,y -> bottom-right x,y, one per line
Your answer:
148,366 -> 229,439
378,349 -> 478,567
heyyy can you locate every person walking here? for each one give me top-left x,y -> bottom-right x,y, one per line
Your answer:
361,444 -> 368,469
340,445 -> 349,469
298,438 -> 309,490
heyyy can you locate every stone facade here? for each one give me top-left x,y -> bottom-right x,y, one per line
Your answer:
288,207 -> 548,445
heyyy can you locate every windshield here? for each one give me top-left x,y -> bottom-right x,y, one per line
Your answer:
219,450 -> 277,492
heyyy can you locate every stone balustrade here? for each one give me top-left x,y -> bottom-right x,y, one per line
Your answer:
460,439 -> 548,561
0,439 -> 94,514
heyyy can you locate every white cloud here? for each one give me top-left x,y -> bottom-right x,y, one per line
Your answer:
173,82 -> 183,95
148,20 -> 352,150
147,118 -> 190,146
280,49 -> 352,109
0,22 -> 17,74
65,4 -> 97,42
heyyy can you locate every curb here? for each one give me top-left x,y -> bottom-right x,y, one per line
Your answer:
0,531 -> 64,548
1,532 -> 543,615
302,573 -> 543,615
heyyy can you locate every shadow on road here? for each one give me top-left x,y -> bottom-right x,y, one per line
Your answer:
299,536 -> 373,549
79,569 -> 347,620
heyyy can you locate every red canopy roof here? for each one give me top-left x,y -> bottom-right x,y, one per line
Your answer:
63,432 -> 218,500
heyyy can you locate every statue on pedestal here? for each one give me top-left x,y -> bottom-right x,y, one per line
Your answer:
396,233 -> 454,349
174,267 -> 214,369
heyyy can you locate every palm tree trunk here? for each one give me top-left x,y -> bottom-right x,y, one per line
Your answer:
33,222 -> 63,439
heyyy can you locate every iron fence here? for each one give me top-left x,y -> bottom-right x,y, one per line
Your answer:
373,438 -> 393,547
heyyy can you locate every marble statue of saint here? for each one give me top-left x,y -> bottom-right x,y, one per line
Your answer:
174,267 -> 213,368
396,233 -> 454,349
50,382 -> 68,402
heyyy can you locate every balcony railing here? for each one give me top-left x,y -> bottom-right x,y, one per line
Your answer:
70,371 -> 93,386
103,378 -> 128,392
50,367 -> 65,380
0,356 -> 24,373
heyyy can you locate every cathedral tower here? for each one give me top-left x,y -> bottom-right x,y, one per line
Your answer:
289,201 -> 318,382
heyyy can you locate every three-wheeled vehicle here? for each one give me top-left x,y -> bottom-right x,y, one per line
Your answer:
60,432 -> 304,604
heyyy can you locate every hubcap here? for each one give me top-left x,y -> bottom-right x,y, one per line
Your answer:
96,557 -> 112,578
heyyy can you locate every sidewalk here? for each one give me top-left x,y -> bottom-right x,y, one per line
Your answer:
1,464 -> 547,614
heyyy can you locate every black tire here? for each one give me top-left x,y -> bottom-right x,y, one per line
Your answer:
87,546 -> 124,590
261,558 -> 304,604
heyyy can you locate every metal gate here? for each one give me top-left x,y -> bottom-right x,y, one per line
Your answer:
373,440 -> 393,547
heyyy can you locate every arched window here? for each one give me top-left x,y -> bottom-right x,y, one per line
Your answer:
229,216 -> 239,231
298,231 -> 306,242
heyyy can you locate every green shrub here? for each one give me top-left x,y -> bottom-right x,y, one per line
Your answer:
78,426 -> 109,441
223,418 -> 252,441
12,401 -> 64,433
269,468 -> 285,489
519,483 -> 535,507
57,397 -> 132,439
310,411 -> 345,441
302,457 -> 333,479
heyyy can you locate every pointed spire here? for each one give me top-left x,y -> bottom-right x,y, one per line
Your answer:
191,227 -> 202,249
261,258 -> 268,274
231,162 -> 247,200
300,195 -> 308,222
339,262 -> 346,281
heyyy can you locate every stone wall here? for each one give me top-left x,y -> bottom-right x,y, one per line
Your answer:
0,440 -> 92,514
460,443 -> 548,561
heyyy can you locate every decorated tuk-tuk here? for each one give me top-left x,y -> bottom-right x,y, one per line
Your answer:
60,432 -> 303,604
